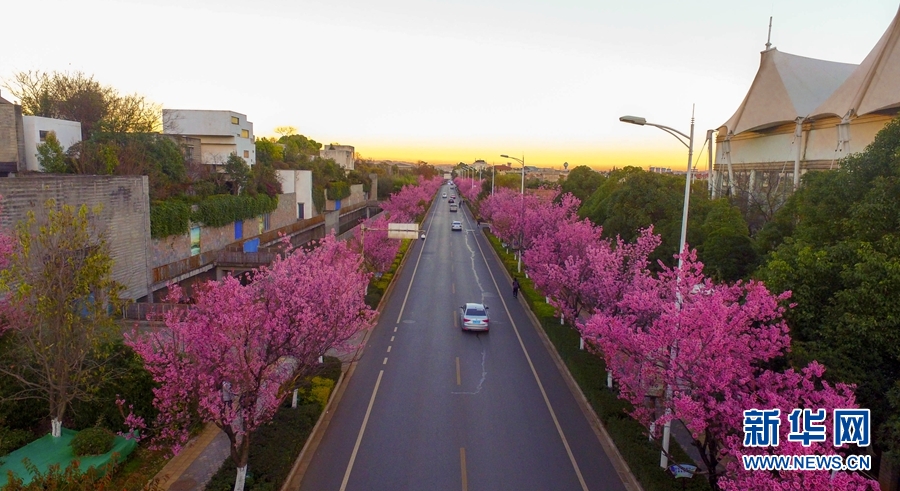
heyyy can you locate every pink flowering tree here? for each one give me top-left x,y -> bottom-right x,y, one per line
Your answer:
381,176 -> 441,222
350,215 -> 399,274
524,214 -> 603,323
127,234 -> 374,491
454,177 -> 483,204
581,248 -> 877,490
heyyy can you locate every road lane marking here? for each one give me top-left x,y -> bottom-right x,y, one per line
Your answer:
383,357 -> 388,365
340,370 -> 384,491
452,283 -> 455,294
456,357 -> 461,385
390,336 -> 394,342
387,346 -> 392,352
395,207 -> 434,324
460,447 -> 468,491
472,232 -> 590,491
394,327 -> 397,332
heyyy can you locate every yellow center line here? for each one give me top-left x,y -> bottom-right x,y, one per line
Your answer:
460,447 -> 468,491
456,357 -> 461,385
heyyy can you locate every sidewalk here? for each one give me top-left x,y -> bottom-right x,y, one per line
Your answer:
153,423 -> 230,491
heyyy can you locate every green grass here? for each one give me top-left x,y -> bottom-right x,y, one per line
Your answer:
485,232 -> 711,491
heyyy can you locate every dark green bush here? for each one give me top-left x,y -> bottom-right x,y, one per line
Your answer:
0,428 -> 32,457
70,427 -> 115,456
149,200 -> 190,239
192,194 -> 278,228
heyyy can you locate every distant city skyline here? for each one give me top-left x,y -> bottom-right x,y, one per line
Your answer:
1,0 -> 896,170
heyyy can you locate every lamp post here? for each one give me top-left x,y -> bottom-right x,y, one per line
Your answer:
619,109 -> 694,470
500,154 -> 525,272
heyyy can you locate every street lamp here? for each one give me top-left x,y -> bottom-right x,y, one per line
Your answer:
500,154 -> 525,272
620,110 -> 694,470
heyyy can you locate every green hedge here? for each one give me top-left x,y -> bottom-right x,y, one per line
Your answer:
326,181 -> 351,201
149,194 -> 279,239
192,194 -> 278,228
205,357 -> 342,491
149,200 -> 190,239
485,232 -> 711,491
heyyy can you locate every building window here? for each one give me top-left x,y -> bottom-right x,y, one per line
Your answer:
243,150 -> 249,158
190,226 -> 201,256
241,129 -> 249,138
39,130 -> 49,142
235,220 -> 243,240
231,116 -> 239,125
258,213 -> 270,234
297,203 -> 304,220
185,145 -> 194,162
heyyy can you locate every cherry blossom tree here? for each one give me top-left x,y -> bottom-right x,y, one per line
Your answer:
581,248 -> 877,490
453,177 -> 483,204
351,215 -> 399,274
381,176 -> 441,222
524,213 -> 602,323
128,234 -> 374,491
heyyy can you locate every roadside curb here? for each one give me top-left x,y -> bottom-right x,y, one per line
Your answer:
280,197 -> 431,490
481,227 -> 644,491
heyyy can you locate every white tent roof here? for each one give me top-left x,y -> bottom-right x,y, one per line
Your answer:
811,5 -> 900,120
721,48 -> 857,135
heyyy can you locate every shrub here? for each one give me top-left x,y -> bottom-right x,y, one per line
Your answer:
0,428 -> 32,457
0,456 -> 165,491
70,427 -> 115,456
149,200 -> 190,239
303,377 -> 335,411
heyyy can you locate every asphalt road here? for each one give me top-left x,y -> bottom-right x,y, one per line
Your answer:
298,184 -> 629,491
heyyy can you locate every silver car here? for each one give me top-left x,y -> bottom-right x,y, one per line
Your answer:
460,303 -> 489,331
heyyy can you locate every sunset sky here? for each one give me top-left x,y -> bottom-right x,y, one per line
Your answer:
2,0 -> 897,170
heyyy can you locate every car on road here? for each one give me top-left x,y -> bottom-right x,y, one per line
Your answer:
450,195 -> 457,200
442,192 -> 447,198
448,198 -> 455,204
451,220 -> 462,231
460,303 -> 489,331
450,203 -> 458,212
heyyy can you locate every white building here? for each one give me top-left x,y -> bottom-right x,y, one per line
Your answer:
277,169 -> 315,219
713,6 -> 900,201
163,109 -> 256,166
22,116 -> 82,172
320,144 -> 354,170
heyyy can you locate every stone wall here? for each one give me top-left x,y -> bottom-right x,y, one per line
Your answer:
149,192 -> 297,268
0,175 -> 151,300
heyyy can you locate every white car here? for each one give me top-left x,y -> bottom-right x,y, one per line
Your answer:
460,303 -> 489,331
442,192 -> 448,198
451,221 -> 462,231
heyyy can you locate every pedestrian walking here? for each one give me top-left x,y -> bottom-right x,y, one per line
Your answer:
512,278 -> 520,298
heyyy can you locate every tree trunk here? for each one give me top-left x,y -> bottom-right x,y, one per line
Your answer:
233,465 -> 247,491
51,418 -> 62,438
226,423 -> 251,491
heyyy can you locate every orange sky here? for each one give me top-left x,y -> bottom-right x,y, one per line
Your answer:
355,144 -> 703,173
